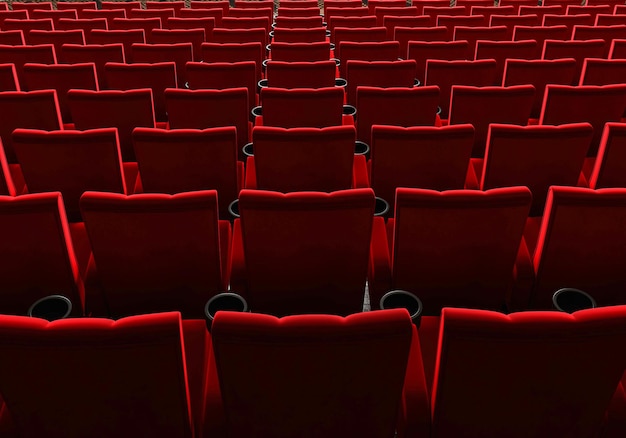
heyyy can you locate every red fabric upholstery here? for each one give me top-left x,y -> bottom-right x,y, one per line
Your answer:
503,58 -> 577,118
26,29 -> 85,62
228,8 -> 272,27
395,26 -> 448,58
329,15 -> 377,37
131,42 -> 193,88
178,8 -> 223,26
80,190 -> 230,318
542,39 -> 607,83
11,1 -> 53,11
265,60 -> 337,89
110,17 -> 163,35
0,63 -> 19,92
22,63 -> 99,124
334,26 -> 388,49
490,14 -> 541,38
337,41 -> 400,76
0,192 -> 83,315
257,86 -> 347,128
580,58 -> 626,86
272,26 -> 327,43
356,86 -> 440,146
376,5 -> 421,26
590,122 -> 626,189
146,0 -> 185,13
68,88 -> 156,162
230,188 -> 375,315
87,29 -> 146,62
190,0 -> 229,12
60,43 -> 125,88
163,88 -> 251,159
0,30 -> 24,46
165,17 -> 215,42
268,41 -> 331,62
376,186 -> 531,314
539,84 -> 626,156
573,24 -> 626,57
369,124 -> 475,213
531,186 -> 626,308
133,126 -> 242,219
276,6 -> 323,17
207,309 -> 428,438
0,90 -> 62,163
212,27 -> 268,48
221,16 -> 271,32
3,18 -> 54,33
437,15 -> 488,40
274,15 -> 324,28
149,28 -> 205,62
368,0 -> 406,14
407,40 -> 472,84
543,13 -> 595,32
200,42 -> 263,82
102,0 -> 142,13
475,40 -> 537,81
12,128 -> 128,221
30,9 -> 77,26
430,306 -> 626,438
448,85 -> 535,157
57,1 -> 98,10
383,15 -> 432,40
0,44 -> 56,86
453,25 -> 508,55
424,59 -> 498,118
476,123 -> 593,216
128,7 -> 175,22
519,5 -> 565,20
56,17 -> 108,33
345,59 -> 418,106
513,25 -> 570,57
245,125 -> 365,191
185,61 -> 257,111
80,9 -> 127,26
0,312 -> 196,437
471,5 -> 516,19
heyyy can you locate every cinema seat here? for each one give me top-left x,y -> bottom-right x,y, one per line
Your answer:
345,59 -> 418,106
263,60 -> 337,89
131,42 -> 193,88
60,43 -> 125,89
588,123 -> 626,189
87,29 -> 145,62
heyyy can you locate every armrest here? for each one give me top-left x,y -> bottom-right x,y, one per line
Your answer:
201,339 -> 227,438
244,156 -> 257,189
464,158 -> 482,190
368,216 -> 392,309
397,325 -> 431,438
352,154 -> 369,188
229,218 -> 247,297
603,381 -> 626,438
508,238 -> 534,312
181,319 -> 211,435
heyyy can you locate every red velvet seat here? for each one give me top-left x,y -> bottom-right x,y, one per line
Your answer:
595,13 -> 626,26
12,128 -> 131,222
87,29 -> 145,62
165,17 -> 215,41
542,39 -> 606,84
228,8 -> 273,26
10,1 -> 53,12
60,43 -> 125,89
200,42 -> 263,82
190,0 -> 229,13
212,27 -> 268,48
345,59 -> 418,105
328,15 -> 378,39
567,4 -> 613,18
333,26 -> 388,46
164,88 -> 251,160
0,63 -> 18,91
146,0 -> 186,13
230,188 -> 376,315
149,28 -> 206,62
0,311 -> 206,437
110,17 -> 163,36
3,18 -> 53,34
102,1 -> 142,14
244,125 -> 368,191
589,122 -> 626,189
133,126 -> 243,219
539,84 -> 626,156
267,41 -> 331,62
22,63 -> 99,124
276,6 -> 323,17
0,11 -> 28,29
502,58 -> 577,118
368,124 -> 475,213
407,40 -> 471,85
0,44 -> 56,86
394,26 -> 448,58
55,18 -> 108,33
104,61 -> 177,122
80,190 -> 230,318
274,15 -> 324,28
264,60 -> 337,88
30,9 -> 77,26
68,88 -> 157,163
80,8 -> 126,25
355,85 -> 440,146
490,14 -> 541,39
370,186 -> 532,314
128,7 -> 175,23
26,29 -> 85,63
424,59 -> 498,118
272,26 -> 327,43
471,5 -> 516,19
572,24 -> 626,57
57,1 -> 98,12
131,42 -> 193,89
0,192 -> 84,316
513,25 -> 570,58
221,16 -> 271,33
448,85 -> 535,158
475,40 -> 537,81
185,61 -> 257,111
0,30 -> 24,46
542,13 -> 594,32
529,186 -> 626,308
428,306 -> 626,437
337,41 -> 400,76
437,15 -> 488,40
580,58 -> 626,87
452,25 -> 508,55
178,8 -> 223,26
471,123 -> 593,216
518,4 -> 565,18
206,309 -> 428,438
382,15 -> 432,40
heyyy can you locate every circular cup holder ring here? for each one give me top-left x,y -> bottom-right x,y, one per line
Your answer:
552,288 -> 597,313
204,292 -> 249,332
228,199 -> 240,219
380,290 -> 423,328
374,197 -> 390,217
242,143 -> 254,158
28,295 -> 73,321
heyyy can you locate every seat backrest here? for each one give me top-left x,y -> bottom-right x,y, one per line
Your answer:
11,1 -> 53,11
211,309 -> 413,438
394,26 -> 448,57
80,190 -> 226,318
513,25 -> 570,57
274,15 -> 324,28
424,59 -> 498,118
0,312 -> 194,438
146,0 -> 186,12
532,186 -> 626,308
185,61 -> 257,111
0,29 -> 25,46
543,13 -> 594,31
200,42 -> 263,81
580,58 -> 626,86
163,87 -> 250,155
87,28 -> 146,62
0,89 -> 62,163
265,60 -> 336,89
276,6 -> 323,17
102,0 -> 142,13
390,186 -> 531,314
333,26 -> 387,46
132,126 -> 240,218
131,42 -> 193,88
431,306 -> 626,438
0,44 -> 56,85
237,188 -> 375,315
370,124 -> 475,212
165,17 -> 215,42
12,128 -> 127,221
377,5 -> 421,26
80,8 -> 127,26
448,85 -> 535,157
572,24 -> 626,56
345,59 -> 418,105
22,62 -> 99,124
452,25 -> 508,55
0,63 -> 19,91
268,41 -> 331,62
251,125 -> 356,192
104,61 -> 177,122
437,15 -> 488,39
58,1 -> 98,11
356,85 -> 440,145
178,7 -> 223,25
56,17 -> 108,33
590,122 -> 626,189
542,39 -> 606,83
481,123 -> 593,216
211,27 -> 267,47
539,84 -> 626,156
475,39 -> 537,81
407,40 -> 472,84
503,58 -> 577,118
128,7 -> 175,22
337,40 -> 400,76
0,192 -> 82,316
222,15 -> 271,32
490,14 -> 541,38
68,88 -> 156,162
3,18 -> 54,33
596,13 -> 626,26
260,86 -> 345,128
149,28 -> 205,62
26,29 -> 85,62
60,43 -> 125,88
382,15 -> 431,40
328,15 -> 377,37
30,9 -> 78,26
110,17 -> 163,35
272,26 -> 328,44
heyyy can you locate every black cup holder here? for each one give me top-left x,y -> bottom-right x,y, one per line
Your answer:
437,106 -> 442,116
228,199 -> 240,219
262,58 -> 270,69
552,288 -> 597,313
28,295 -> 72,321
332,57 -> 340,67
266,43 -> 272,52
251,106 -> 263,119
204,292 -> 248,332
257,78 -> 268,93
269,30 -> 274,38
325,29 -> 331,37
335,77 -> 347,88
242,142 -> 254,157
374,196 -> 390,217
330,42 -> 335,51
354,140 -> 369,156
343,104 -> 356,117
380,290 -> 422,328
414,78 -> 421,87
